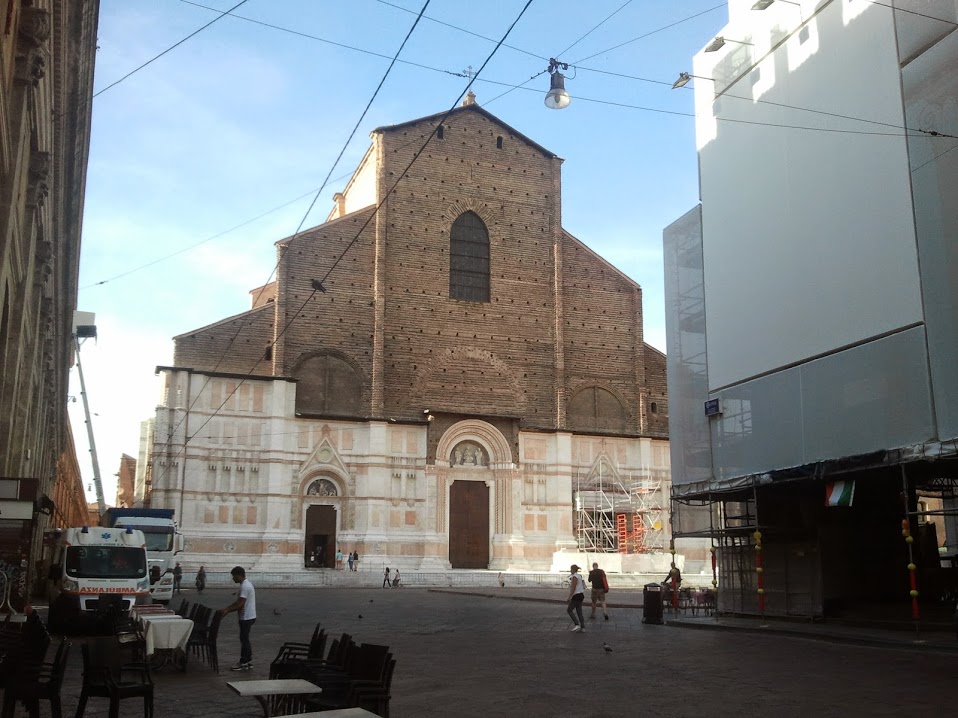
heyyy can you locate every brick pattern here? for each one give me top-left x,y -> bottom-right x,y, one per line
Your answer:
644,344 -> 669,437
561,234 -> 644,433
173,106 -> 668,440
173,304 -> 276,374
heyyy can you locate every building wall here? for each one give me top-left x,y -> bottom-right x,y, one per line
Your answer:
374,111 -> 562,426
150,369 -> 671,572
667,0 -> 958,486
115,454 -> 136,508
173,303 -> 275,375
134,418 -> 154,505
164,103 -> 672,571
695,0 -> 923,393
0,0 -> 99,600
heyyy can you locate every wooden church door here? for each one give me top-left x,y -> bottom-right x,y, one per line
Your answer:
449,481 -> 490,569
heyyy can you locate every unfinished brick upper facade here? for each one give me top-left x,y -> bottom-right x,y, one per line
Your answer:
173,102 -> 664,439
153,101 -> 672,573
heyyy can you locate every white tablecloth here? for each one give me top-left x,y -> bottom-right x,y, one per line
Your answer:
131,607 -> 175,621
142,616 -> 193,656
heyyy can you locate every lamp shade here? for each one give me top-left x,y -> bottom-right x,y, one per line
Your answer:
544,72 -> 571,110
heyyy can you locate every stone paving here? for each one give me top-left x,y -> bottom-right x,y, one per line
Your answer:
22,587 -> 956,717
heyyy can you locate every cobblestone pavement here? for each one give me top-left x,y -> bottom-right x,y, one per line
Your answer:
27,587 -> 955,718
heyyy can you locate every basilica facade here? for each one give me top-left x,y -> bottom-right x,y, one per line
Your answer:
147,98 -> 671,572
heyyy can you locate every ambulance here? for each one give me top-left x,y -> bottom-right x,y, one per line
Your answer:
46,526 -> 151,633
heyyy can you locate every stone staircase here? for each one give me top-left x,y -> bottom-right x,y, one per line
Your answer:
191,568 -> 713,590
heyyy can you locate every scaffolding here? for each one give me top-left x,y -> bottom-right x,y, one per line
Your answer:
574,455 -> 666,553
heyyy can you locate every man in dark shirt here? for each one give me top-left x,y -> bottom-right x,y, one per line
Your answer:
588,562 -> 609,621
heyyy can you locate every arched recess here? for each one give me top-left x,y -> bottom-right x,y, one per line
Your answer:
293,351 -> 364,416
449,211 -> 490,302
436,419 -> 513,469
568,385 -> 628,433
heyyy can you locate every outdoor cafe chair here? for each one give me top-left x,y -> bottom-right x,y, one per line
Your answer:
75,637 -> 154,718
186,609 -> 222,673
1,637 -> 70,718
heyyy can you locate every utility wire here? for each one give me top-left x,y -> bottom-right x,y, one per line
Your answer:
373,0 -> 543,61
168,0 -> 538,464
94,0 -> 252,99
163,0 -> 436,464
180,0 -> 944,139
178,0 -> 469,80
92,1 -> 955,293
570,3 -> 725,65
484,0 -> 639,106
79,176 -> 350,290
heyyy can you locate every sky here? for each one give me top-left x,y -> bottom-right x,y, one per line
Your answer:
68,0 -> 729,505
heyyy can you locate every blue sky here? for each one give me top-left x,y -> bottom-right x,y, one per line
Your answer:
69,0 -> 728,503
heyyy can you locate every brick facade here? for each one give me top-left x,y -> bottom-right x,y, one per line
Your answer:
155,102 -> 672,572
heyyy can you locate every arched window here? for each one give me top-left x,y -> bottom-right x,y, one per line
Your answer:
449,211 -> 490,302
294,353 -> 363,416
496,136 -> 503,149
437,125 -> 444,140
568,386 -> 628,433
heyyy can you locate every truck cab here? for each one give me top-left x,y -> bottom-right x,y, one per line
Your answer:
100,508 -> 179,604
46,526 -> 151,633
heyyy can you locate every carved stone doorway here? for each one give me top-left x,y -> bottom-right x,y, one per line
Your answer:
305,505 -> 336,568
449,481 -> 490,569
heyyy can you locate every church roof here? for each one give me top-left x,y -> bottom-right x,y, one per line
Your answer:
374,103 -> 558,159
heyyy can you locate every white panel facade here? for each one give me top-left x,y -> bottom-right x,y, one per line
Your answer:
695,0 -> 924,391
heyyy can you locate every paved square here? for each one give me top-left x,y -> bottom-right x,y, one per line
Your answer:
31,587 -> 955,717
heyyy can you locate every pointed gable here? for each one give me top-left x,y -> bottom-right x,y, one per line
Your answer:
373,103 -> 559,159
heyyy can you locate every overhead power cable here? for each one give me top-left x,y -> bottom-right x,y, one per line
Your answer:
94,0 -> 252,99
484,0 -> 639,106
170,0 -> 538,459
162,0 -> 437,463
92,2 -> 955,293
79,175 -> 352,290
373,0 -> 543,61
91,1 -> 955,295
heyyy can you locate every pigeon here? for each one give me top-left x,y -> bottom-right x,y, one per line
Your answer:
358,614 -> 363,620
273,608 -> 283,616
602,643 -> 613,654
369,599 -> 374,603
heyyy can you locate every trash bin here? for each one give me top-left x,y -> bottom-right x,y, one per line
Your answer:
643,583 -> 663,625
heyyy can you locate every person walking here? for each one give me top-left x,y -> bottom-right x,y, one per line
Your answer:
172,562 -> 183,594
382,567 -> 391,589
336,548 -> 343,570
218,566 -> 257,671
392,569 -> 402,588
566,564 -> 587,632
352,550 -> 360,572
195,566 -> 207,593
588,562 -> 609,620
346,550 -> 353,572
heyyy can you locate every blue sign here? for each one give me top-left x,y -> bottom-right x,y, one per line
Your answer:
704,399 -> 722,417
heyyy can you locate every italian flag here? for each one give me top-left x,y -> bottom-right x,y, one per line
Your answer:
825,480 -> 855,507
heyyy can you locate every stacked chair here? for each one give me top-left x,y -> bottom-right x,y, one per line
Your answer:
270,625 -> 396,717
186,609 -> 222,673
1,636 -> 69,718
75,636 -> 154,718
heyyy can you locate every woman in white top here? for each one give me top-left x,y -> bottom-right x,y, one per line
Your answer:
566,564 -> 587,632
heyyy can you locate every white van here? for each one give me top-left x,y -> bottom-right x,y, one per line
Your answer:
46,526 -> 151,632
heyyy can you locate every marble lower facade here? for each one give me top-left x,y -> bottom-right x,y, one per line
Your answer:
146,370 -> 674,573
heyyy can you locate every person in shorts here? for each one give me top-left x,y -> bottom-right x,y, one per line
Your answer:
566,564 -> 587,632
588,562 -> 609,620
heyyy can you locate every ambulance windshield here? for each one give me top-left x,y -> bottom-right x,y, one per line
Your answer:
65,546 -> 148,579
